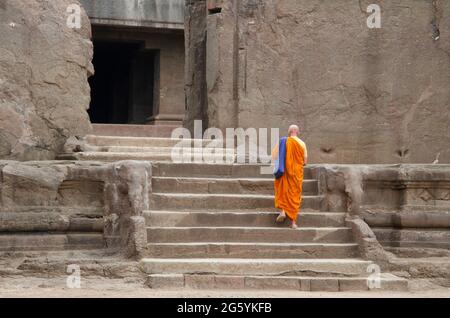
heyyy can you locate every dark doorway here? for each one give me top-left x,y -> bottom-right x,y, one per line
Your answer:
88,40 -> 158,124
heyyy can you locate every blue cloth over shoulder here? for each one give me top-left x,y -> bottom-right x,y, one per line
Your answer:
274,137 -> 287,179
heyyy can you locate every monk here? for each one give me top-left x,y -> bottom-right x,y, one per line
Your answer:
273,125 -> 308,229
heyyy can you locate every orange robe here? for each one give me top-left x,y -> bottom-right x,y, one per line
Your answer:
274,137 -> 306,222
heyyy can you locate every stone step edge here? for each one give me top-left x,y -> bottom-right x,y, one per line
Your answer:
87,135 -> 232,143
60,152 -> 238,157
140,258 -> 372,277
141,258 -> 372,265
0,232 -> 104,236
150,193 -> 323,199
140,258 -> 370,264
146,273 -> 408,291
0,207 -> 104,214
93,146 -> 237,153
146,226 -> 351,230
152,176 -> 317,182
0,233 -> 105,251
146,242 -> 358,247
0,245 -> 105,252
143,211 -> 345,215
0,232 -> 104,240
374,228 -> 450,233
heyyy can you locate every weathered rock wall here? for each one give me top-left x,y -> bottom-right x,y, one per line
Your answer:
79,0 -> 185,29
188,0 -> 450,164
0,0 -> 93,161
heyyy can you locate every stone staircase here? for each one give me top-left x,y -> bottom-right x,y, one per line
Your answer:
91,124 -> 177,138
59,134 -> 236,163
54,130 -> 408,291
140,162 -> 408,292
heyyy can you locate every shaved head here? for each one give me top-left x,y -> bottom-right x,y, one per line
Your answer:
288,125 -> 300,137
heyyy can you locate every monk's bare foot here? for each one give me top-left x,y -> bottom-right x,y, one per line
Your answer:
276,211 -> 286,223
291,222 -> 298,229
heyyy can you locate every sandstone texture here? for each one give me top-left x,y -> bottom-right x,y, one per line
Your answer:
186,0 -> 450,164
0,273 -> 447,297
311,164 -> 450,256
0,160 -> 151,254
0,0 -> 93,161
140,158 -> 411,291
184,0 -> 208,132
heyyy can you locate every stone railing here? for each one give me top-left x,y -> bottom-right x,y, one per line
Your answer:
310,164 -> 450,263
0,160 -> 150,258
310,164 -> 390,263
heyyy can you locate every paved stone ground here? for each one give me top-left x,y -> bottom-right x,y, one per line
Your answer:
0,249 -> 448,298
0,277 -> 448,298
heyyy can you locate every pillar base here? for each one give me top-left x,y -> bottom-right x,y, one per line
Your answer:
147,114 -> 184,126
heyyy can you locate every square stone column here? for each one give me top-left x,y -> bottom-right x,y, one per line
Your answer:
146,32 -> 186,126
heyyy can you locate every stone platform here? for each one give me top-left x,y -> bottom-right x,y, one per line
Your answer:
2,132 -> 450,292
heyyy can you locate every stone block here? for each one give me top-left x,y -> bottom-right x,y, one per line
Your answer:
146,274 -> 184,289
185,275 -> 215,289
310,279 -> 339,292
245,277 -> 300,290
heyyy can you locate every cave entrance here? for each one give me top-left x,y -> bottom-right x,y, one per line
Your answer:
88,40 -> 159,124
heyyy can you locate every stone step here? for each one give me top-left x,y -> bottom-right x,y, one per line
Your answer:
0,206 -> 103,214
373,228 -> 450,248
92,124 -> 178,138
58,151 -> 237,163
0,233 -> 105,251
144,211 -> 346,227
384,246 -> 450,258
0,211 -> 103,233
93,146 -> 236,155
140,258 -> 373,277
146,227 -> 352,243
145,242 -> 359,259
152,177 -> 318,195
363,210 -> 450,229
380,241 -> 450,249
146,273 -> 408,291
149,193 -> 324,211
152,162 -> 313,179
86,135 -> 234,148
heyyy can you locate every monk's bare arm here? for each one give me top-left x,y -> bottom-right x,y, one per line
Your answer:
304,144 -> 308,166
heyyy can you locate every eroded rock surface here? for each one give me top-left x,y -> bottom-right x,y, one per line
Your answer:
0,160 -> 151,256
0,0 -> 93,160
188,0 -> 450,164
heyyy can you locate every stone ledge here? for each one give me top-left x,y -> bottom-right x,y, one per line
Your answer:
144,274 -> 409,292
